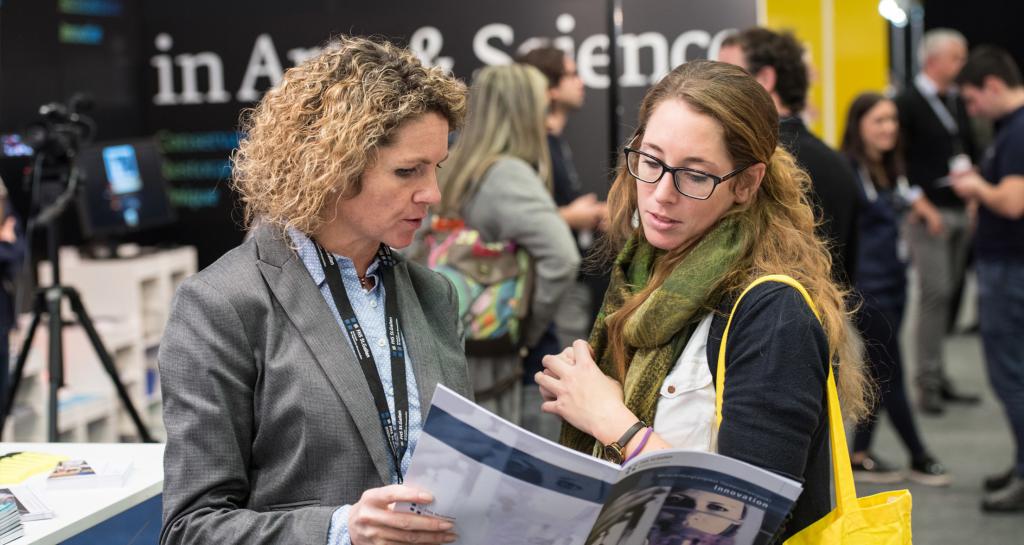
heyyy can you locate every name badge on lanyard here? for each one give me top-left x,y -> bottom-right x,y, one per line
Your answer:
313,241 -> 409,483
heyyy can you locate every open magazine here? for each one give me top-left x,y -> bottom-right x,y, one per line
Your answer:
398,385 -> 802,545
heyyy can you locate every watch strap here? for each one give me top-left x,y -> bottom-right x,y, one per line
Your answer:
612,420 -> 646,450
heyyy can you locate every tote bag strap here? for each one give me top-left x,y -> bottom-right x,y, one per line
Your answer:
714,274 -> 859,513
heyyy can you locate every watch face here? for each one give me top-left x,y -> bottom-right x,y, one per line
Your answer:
604,444 -> 623,463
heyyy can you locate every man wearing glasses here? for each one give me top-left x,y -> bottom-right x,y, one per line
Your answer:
718,28 -> 860,287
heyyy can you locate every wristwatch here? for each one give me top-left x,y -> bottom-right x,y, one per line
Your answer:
603,420 -> 646,464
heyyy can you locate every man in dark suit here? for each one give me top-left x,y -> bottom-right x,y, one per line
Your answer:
718,28 -> 860,288
895,29 -> 980,414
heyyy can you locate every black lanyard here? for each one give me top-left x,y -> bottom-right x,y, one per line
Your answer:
313,240 -> 409,483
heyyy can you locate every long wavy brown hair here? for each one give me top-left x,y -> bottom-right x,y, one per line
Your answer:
231,36 -> 468,235
600,60 -> 869,420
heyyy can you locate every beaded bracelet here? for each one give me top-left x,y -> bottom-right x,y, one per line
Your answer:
622,427 -> 654,464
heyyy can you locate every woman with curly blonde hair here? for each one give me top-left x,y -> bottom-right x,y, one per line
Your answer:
536,60 -> 869,541
159,36 -> 469,545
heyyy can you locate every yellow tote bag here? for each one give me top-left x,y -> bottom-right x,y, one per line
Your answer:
714,275 -> 913,544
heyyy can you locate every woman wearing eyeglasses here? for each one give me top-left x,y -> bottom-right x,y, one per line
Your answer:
537,60 -> 869,541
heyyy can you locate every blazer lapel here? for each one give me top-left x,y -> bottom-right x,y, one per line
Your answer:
392,261 -> 443,413
254,227 -> 393,485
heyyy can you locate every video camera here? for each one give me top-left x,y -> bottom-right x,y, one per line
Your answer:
23,94 -> 96,161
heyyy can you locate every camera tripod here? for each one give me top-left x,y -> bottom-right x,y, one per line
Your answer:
0,155 -> 154,443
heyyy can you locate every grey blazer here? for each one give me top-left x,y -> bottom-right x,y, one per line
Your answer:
159,225 -> 471,544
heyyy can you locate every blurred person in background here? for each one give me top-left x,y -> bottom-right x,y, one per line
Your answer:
517,46 -> 606,440
160,36 -> 470,545
895,28 -> 981,414
436,64 -> 580,425
842,92 -> 950,486
718,28 -> 860,288
0,178 -> 24,417
951,44 -> 1024,513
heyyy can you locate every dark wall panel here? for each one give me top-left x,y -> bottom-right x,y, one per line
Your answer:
2,0 -> 755,267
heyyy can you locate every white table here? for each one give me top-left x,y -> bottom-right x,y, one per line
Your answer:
1,442 -> 164,545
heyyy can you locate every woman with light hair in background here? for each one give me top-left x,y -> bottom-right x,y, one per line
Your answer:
160,36 -> 470,545
435,63 -> 580,424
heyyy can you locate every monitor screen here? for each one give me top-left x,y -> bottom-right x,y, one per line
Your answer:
77,138 -> 175,237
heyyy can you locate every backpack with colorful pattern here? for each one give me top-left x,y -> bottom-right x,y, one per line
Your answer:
424,216 -> 533,356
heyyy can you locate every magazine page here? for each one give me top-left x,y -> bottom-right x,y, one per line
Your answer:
399,384 -> 621,545
586,450 -> 802,545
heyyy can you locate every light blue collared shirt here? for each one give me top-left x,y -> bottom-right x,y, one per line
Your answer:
287,229 -> 423,545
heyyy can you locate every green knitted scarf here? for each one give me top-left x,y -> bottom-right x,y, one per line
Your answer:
560,216 -> 748,456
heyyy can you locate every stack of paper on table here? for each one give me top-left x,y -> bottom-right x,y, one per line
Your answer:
0,493 -> 23,545
46,459 -> 134,490
0,484 -> 54,522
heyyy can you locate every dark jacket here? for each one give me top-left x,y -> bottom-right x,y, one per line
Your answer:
705,282 -> 831,542
894,83 -> 977,209
847,157 -> 908,310
779,117 -> 860,286
0,203 -> 25,333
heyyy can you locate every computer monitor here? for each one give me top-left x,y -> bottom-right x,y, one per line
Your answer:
76,138 -> 175,238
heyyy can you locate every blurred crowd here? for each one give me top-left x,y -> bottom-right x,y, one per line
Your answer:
420,28 -> 1024,514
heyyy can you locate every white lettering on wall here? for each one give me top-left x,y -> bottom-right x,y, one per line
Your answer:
236,34 -> 284,102
151,33 -> 177,105
410,26 -> 454,72
473,23 -> 514,66
553,13 -> 576,58
150,32 -> 231,105
577,34 -> 610,89
670,30 -> 711,68
176,52 -> 230,104
620,32 -> 670,86
148,21 -> 742,105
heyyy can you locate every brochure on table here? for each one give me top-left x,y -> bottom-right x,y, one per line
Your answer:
46,459 -> 134,490
398,385 -> 802,545
0,485 -> 54,521
0,493 -> 24,545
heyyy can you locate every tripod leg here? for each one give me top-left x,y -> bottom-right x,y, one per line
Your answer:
46,287 -> 63,442
66,288 -> 154,443
0,293 -> 45,439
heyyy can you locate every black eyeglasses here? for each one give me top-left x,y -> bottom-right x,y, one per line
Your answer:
624,147 -> 749,200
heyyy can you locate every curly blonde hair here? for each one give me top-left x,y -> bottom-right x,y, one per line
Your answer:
231,36 -> 468,234
601,60 -> 870,421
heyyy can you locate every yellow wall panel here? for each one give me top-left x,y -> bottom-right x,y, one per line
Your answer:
762,0 -> 827,138
833,0 -> 890,146
761,0 -> 889,146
